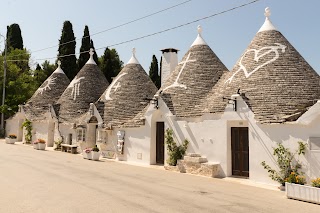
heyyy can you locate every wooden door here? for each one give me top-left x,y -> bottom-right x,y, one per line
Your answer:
231,127 -> 249,177
156,122 -> 165,164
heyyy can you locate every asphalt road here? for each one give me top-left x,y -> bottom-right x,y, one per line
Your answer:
0,140 -> 319,213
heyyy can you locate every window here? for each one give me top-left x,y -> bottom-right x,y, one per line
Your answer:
76,128 -> 86,142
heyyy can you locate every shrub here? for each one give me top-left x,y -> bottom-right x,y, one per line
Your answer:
285,172 -> 306,185
311,178 -> 320,188
54,139 -> 62,150
92,145 -> 99,152
21,119 -> 32,144
261,141 -> 307,186
8,134 -> 17,139
165,128 -> 189,166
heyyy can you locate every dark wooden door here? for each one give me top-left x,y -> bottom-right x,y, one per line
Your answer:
231,127 -> 249,177
156,122 -> 165,164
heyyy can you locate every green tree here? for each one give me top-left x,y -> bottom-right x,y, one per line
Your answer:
78,25 -> 91,70
148,55 -> 160,89
6,23 -> 23,51
99,47 -> 123,83
90,39 -> 99,65
0,49 -> 38,117
58,21 -> 77,80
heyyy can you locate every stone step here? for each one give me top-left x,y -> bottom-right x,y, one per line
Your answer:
183,156 -> 208,163
187,153 -> 201,157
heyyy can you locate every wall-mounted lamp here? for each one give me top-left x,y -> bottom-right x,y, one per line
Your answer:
144,96 -> 159,109
222,97 -> 237,111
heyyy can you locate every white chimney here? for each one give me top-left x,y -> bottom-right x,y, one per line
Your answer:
160,48 -> 179,85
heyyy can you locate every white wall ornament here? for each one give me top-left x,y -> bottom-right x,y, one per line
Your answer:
105,73 -> 127,101
225,43 -> 286,84
68,76 -> 85,100
162,52 -> 196,92
35,77 -> 57,95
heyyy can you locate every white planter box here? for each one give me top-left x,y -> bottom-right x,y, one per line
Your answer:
34,143 -> 46,150
82,151 -> 90,159
91,152 -> 100,161
286,182 -> 320,204
5,138 -> 16,144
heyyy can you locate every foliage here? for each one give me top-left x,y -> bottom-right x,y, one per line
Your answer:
311,178 -> 320,188
165,128 -> 189,166
54,139 -> 62,150
21,119 -> 32,143
84,147 -> 92,153
58,20 -> 77,80
8,134 -> 17,139
6,23 -> 23,51
149,55 -> 161,89
92,145 -> 99,152
33,61 -> 56,87
99,47 -> 123,83
0,49 -> 38,116
77,26 -> 99,70
33,138 -> 46,144
261,141 -> 307,185
285,172 -> 306,185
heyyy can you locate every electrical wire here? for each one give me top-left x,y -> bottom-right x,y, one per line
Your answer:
6,0 -> 192,59
7,0 -> 260,62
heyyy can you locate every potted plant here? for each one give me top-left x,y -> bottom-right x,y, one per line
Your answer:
286,176 -> 320,204
261,141 -> 306,190
33,139 -> 46,150
6,134 -> 17,144
91,145 -> 100,161
83,147 -> 92,159
54,139 -> 62,151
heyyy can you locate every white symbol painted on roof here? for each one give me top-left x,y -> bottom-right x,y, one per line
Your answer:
68,76 -> 85,100
35,77 -> 57,95
162,52 -> 196,92
225,43 -> 286,84
105,73 -> 127,101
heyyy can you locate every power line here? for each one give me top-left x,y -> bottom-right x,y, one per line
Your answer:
7,0 -> 261,62
6,0 -> 192,59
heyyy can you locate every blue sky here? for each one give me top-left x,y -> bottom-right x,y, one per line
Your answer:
1,0 -> 319,74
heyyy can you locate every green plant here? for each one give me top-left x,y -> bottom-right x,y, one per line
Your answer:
311,178 -> 320,188
261,141 -> 307,186
54,139 -> 62,150
285,172 -> 306,185
8,134 -> 17,139
165,129 -> 189,166
21,119 -> 32,144
92,145 -> 99,152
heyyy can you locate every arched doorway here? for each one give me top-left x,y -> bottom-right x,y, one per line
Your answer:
86,116 -> 98,148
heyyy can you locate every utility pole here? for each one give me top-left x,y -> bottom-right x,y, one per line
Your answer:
0,34 -> 7,135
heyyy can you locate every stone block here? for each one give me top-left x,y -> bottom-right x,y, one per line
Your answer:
183,156 -> 208,163
177,160 -> 186,173
187,153 -> 201,157
197,163 -> 220,177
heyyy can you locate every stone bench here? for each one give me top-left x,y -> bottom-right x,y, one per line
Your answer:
61,144 -> 78,154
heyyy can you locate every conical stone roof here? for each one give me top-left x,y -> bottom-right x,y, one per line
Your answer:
98,48 -> 158,128
159,26 -> 227,117
24,62 -> 70,120
205,8 -> 320,123
57,49 -> 109,123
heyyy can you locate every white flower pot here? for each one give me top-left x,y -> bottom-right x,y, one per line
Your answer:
286,182 -> 320,204
37,143 -> 46,150
5,138 -> 16,144
91,151 -> 100,161
82,151 -> 90,159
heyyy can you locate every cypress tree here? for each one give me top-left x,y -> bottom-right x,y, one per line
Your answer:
99,47 -> 123,83
149,55 -> 160,89
90,39 -> 99,65
78,26 -> 91,69
58,21 -> 77,80
6,23 -> 23,51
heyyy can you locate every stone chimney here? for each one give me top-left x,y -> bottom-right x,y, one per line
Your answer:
160,48 -> 179,85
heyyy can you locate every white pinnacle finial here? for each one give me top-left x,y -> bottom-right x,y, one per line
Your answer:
258,6 -> 277,33
264,7 -> 271,18
191,25 -> 207,47
86,48 -> 97,65
127,47 -> 140,64
197,25 -> 202,35
53,60 -> 64,74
